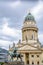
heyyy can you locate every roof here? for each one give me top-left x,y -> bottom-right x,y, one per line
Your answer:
25,12 -> 35,21
18,44 -> 41,53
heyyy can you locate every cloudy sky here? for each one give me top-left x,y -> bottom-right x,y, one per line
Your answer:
0,0 -> 43,49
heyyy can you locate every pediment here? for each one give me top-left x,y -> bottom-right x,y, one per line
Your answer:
18,44 -> 38,51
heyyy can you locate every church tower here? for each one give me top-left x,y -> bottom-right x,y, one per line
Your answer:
22,12 -> 40,47
9,12 -> 43,65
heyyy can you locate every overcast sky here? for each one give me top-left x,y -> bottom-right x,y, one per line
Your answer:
0,0 -> 43,49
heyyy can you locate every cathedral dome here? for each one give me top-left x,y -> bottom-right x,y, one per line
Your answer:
25,12 -> 35,21
23,12 -> 37,29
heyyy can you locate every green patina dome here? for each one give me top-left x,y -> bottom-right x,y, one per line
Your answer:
25,12 -> 35,21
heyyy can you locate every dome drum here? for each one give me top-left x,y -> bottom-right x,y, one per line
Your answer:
22,27 -> 38,32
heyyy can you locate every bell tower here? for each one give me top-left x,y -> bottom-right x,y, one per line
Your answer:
22,12 -> 39,46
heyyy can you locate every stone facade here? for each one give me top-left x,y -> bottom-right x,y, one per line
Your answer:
9,12 -> 43,65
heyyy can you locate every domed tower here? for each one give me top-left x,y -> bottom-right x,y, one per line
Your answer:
22,12 -> 40,47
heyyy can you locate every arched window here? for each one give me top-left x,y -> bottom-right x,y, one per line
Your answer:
31,55 -> 34,57
37,55 -> 39,57
32,35 -> 33,39
32,62 -> 34,65
27,60 -> 29,64
37,61 -> 39,65
25,36 -> 28,42
31,33 -> 34,40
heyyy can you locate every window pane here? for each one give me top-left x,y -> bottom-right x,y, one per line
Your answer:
37,61 -> 39,65
32,62 -> 34,65
37,55 -> 39,57
31,55 -> 34,57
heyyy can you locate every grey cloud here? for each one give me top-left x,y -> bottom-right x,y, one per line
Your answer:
0,36 -> 14,41
0,34 -> 20,42
0,0 -> 43,49
37,16 -> 43,33
0,1 -> 37,29
0,1 -> 43,30
0,1 -> 43,31
0,0 -> 39,1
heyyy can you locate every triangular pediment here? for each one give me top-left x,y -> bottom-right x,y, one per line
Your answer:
18,44 -> 38,51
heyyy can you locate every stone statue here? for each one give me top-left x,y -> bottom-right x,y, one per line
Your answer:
26,36 -> 28,42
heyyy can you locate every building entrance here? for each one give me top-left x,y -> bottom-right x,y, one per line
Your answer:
25,53 -> 29,65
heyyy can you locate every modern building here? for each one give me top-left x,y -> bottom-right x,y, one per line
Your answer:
9,12 -> 43,65
0,47 -> 8,63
